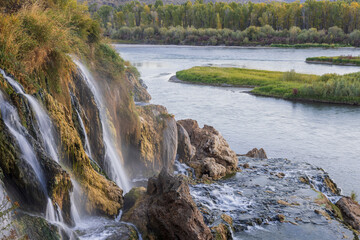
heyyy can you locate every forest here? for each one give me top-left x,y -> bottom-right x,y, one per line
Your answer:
90,0 -> 360,46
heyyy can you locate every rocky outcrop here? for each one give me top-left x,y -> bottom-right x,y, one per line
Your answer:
177,123 -> 195,163
130,105 -> 177,177
177,119 -> 238,180
245,148 -> 268,159
122,169 -> 213,240
336,197 -> 360,230
126,72 -> 151,103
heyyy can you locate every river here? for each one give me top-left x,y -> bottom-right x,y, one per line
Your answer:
114,44 -> 360,197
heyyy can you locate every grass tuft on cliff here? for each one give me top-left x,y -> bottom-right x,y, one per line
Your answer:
0,0 -> 127,97
176,66 -> 360,105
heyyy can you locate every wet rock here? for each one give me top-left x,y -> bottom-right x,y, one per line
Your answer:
39,151 -> 72,225
336,197 -> 360,230
44,93 -> 124,217
134,105 -> 177,177
245,148 -> 268,159
211,223 -> 231,240
221,214 -> 233,226
242,163 -> 250,169
324,176 -> 341,195
0,120 -> 47,213
277,214 -> 286,223
177,119 -> 238,180
177,123 -> 195,163
276,172 -> 285,178
122,169 -> 212,240
14,213 -> 61,240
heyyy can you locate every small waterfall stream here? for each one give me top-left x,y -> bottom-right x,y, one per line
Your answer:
0,69 -> 59,163
73,60 -> 131,192
0,69 -> 82,235
75,109 -> 92,158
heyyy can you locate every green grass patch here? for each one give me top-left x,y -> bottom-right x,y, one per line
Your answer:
306,56 -> 360,66
271,43 -> 350,48
176,66 -> 360,105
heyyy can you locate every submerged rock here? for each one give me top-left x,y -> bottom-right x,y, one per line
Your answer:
336,197 -> 360,231
177,119 -> 238,180
245,148 -> 268,159
122,169 -> 213,240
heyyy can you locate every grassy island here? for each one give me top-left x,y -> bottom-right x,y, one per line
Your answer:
176,67 -> 360,105
306,56 -> 360,66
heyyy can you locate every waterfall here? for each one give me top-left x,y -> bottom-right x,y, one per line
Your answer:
75,110 -> 92,158
0,69 -> 82,232
70,179 -> 82,225
0,69 -> 59,163
0,92 -> 47,192
73,60 -> 131,192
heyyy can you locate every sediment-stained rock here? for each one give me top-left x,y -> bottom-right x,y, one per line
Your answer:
133,105 -> 177,177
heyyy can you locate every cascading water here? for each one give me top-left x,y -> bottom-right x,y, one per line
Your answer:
0,69 -> 59,163
75,110 -> 92,158
0,92 -> 47,192
0,69 -> 82,235
73,60 -> 131,192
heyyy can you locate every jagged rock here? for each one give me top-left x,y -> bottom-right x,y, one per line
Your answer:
336,197 -> 360,230
122,169 -> 213,240
245,148 -> 268,159
177,119 -> 238,180
133,105 -> 177,177
126,71 -> 151,103
177,123 -> 195,163
201,158 -> 227,180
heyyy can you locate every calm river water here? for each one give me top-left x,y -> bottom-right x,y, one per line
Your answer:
115,44 -> 360,196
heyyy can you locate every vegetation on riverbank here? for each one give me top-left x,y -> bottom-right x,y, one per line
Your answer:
90,0 -> 360,47
306,56 -> 360,66
271,43 -> 351,48
176,67 -> 360,105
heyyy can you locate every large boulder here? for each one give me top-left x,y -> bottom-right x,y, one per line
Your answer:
122,169 -> 213,240
336,197 -> 360,230
177,119 -> 238,180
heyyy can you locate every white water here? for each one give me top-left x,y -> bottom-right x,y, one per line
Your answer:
0,69 -> 83,235
70,179 -> 82,225
0,69 -> 59,163
73,60 -> 131,192
76,110 -> 92,158
0,92 -> 47,192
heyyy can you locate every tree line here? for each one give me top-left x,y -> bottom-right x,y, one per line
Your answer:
91,0 -> 360,46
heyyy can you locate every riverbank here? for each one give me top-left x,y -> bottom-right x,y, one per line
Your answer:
111,39 -> 354,48
306,56 -> 360,66
175,66 -> 360,105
